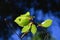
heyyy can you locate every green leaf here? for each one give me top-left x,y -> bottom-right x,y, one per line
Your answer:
22,24 -> 31,33
41,19 -> 52,28
14,17 -> 30,27
31,24 -> 37,35
14,12 -> 31,27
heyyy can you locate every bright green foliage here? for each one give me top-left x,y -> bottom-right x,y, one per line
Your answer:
41,19 -> 52,28
14,17 -> 30,27
14,12 -> 31,27
14,11 -> 37,35
14,11 -> 53,36
21,23 -> 37,35
22,24 -> 31,33
31,24 -> 37,35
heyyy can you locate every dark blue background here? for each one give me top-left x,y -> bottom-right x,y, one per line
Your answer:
0,0 -> 60,40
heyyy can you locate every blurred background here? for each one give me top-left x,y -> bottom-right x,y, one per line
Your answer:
0,0 -> 60,40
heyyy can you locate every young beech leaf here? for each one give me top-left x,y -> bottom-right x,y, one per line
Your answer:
22,24 -> 31,33
14,12 -> 31,27
31,24 -> 37,35
41,19 -> 52,28
14,17 -> 30,27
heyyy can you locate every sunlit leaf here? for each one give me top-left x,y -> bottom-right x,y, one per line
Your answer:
14,17 -> 30,27
22,24 -> 31,33
14,12 -> 31,27
41,19 -> 52,28
31,24 -> 37,35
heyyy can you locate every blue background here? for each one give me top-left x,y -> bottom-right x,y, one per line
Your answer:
0,0 -> 60,40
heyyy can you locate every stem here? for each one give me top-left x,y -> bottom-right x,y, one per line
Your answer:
21,32 -> 28,38
37,24 -> 42,27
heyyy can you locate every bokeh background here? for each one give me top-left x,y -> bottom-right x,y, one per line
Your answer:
0,0 -> 60,40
